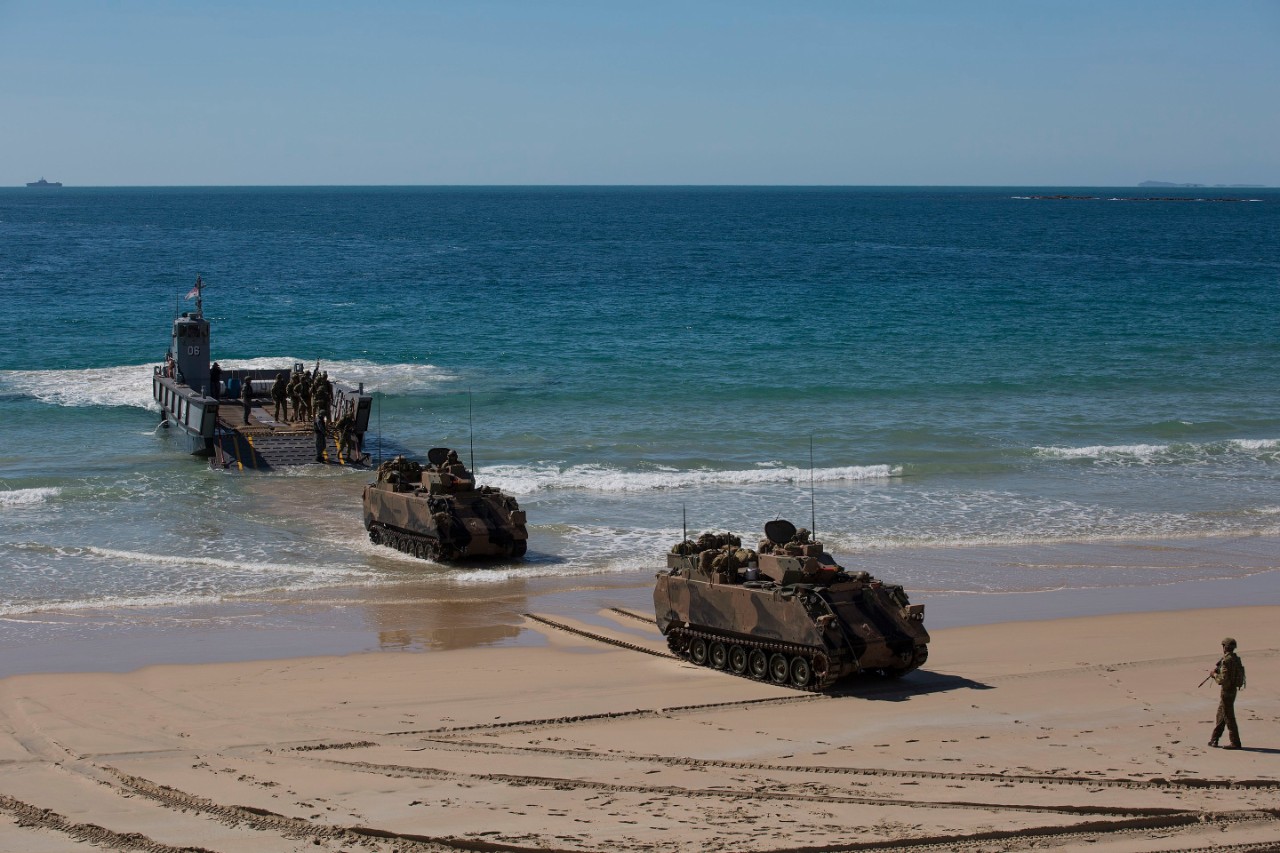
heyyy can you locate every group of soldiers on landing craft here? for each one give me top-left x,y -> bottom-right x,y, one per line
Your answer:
207,361 -> 363,463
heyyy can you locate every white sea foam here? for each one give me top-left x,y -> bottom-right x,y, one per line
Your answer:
0,359 -> 456,411
1033,438 -> 1280,464
481,463 -> 898,496
75,546 -> 376,580
215,358 -> 456,395
0,364 -> 159,410
0,487 -> 61,508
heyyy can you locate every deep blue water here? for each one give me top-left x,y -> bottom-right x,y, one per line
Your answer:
2,186 -> 1279,622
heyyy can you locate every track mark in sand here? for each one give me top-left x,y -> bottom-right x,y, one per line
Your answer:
0,793 -> 216,853
523,612 -> 670,658
292,740 -> 379,752
985,648 -> 1280,683
95,765 -> 574,853
607,607 -> 657,625
388,692 -> 822,736
314,757 -> 1192,817
402,736 -> 1280,793
750,810 -> 1280,853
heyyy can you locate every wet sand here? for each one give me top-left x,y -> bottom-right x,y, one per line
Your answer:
5,533 -> 1280,677
2,604 -> 1278,852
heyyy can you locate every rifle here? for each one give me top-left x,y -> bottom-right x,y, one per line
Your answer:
1199,662 -> 1221,688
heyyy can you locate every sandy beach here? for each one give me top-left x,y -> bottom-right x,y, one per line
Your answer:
1,603 -> 1276,852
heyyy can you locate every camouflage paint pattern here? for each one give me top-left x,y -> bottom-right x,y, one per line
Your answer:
654,522 -> 929,688
363,465 -> 528,561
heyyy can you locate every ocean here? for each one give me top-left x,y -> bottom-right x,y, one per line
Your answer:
2,186 -> 1278,673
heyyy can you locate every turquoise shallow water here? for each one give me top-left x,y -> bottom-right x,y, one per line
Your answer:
1,186 -> 1278,656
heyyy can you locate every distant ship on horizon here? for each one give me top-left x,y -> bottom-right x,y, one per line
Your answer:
26,177 -> 63,188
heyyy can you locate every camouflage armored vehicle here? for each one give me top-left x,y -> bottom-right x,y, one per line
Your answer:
362,448 -> 528,562
654,519 -> 929,691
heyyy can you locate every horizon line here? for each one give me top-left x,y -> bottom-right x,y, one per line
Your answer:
7,182 -> 1273,190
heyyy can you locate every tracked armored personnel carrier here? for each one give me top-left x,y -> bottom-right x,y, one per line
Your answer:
654,519 -> 929,691
362,448 -> 528,562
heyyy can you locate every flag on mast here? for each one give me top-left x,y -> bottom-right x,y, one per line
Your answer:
185,275 -> 202,300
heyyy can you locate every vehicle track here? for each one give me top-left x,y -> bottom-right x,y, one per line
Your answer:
522,612 -> 670,658
387,692 -> 822,737
748,810 -> 1280,853
391,735 -> 1280,792
0,793 -> 215,853
315,757 -> 1194,817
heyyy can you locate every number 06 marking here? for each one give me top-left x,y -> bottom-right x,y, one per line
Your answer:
187,345 -> 200,356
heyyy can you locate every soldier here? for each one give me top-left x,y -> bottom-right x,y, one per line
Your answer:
1208,637 -> 1246,749
309,371 -> 329,422
289,370 -> 306,422
335,404 -> 356,460
313,409 -> 329,463
208,362 -> 222,398
241,377 -> 253,425
270,372 -> 288,421
442,449 -> 470,479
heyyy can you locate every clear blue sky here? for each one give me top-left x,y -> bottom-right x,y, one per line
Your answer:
3,1 -> 1276,186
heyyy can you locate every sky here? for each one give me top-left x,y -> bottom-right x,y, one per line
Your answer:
2,1 -> 1277,186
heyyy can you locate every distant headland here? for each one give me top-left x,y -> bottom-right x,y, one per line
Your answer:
1140,180 -> 1266,188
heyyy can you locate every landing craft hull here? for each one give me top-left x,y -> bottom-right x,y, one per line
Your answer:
153,368 -> 372,470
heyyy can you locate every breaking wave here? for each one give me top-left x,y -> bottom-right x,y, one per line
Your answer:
0,487 -> 61,508
480,462 -> 899,495
0,359 -> 456,411
1033,438 -> 1280,465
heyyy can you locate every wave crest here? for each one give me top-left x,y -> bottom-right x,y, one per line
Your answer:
0,359 -> 456,411
481,462 -> 898,495
0,487 -> 61,508
1033,438 -> 1280,464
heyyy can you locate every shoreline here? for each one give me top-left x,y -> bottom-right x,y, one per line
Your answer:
1,603 -> 1276,852
4,538 -> 1280,678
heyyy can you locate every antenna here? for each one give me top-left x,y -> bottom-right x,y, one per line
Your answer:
682,504 -> 687,543
467,390 -> 476,475
376,391 -> 382,464
810,434 -> 817,539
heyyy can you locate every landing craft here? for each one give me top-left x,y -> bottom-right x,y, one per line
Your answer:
152,275 -> 373,470
654,519 -> 929,691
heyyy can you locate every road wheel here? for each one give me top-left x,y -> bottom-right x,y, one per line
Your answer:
709,642 -> 728,670
748,649 -> 769,679
768,653 -> 790,684
690,637 -> 709,666
728,645 -> 748,674
789,655 -> 813,689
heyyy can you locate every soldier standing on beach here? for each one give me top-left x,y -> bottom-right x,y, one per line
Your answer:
1208,637 -> 1246,749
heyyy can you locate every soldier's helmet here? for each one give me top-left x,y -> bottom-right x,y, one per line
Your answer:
1222,637 -> 1237,651
446,450 -> 459,462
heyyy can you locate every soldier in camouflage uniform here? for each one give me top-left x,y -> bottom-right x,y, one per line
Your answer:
285,371 -> 302,420
241,377 -> 254,425
310,371 -> 331,422
335,404 -> 356,461
270,372 -> 289,421
1208,637 -> 1246,749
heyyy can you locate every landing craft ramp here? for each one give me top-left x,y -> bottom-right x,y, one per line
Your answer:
209,403 -> 368,471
